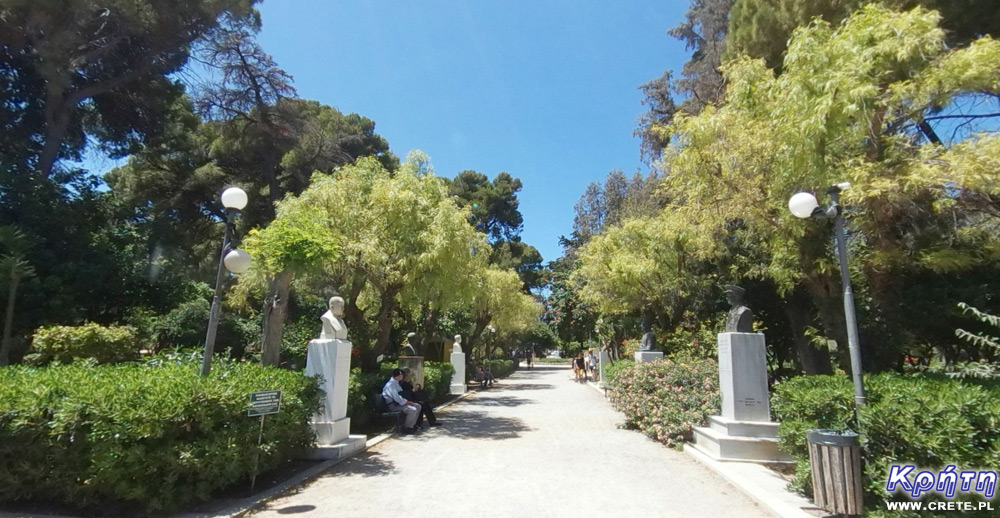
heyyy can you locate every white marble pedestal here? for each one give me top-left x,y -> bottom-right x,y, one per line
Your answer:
634,350 -> 664,363
598,350 -> 611,386
692,333 -> 791,463
450,351 -> 467,394
398,355 -> 424,386
303,339 -> 366,461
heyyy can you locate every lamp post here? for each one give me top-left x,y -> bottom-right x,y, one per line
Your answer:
788,182 -> 866,413
201,187 -> 251,377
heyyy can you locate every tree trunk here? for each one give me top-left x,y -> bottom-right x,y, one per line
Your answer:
38,101 -> 72,178
372,285 -> 400,361
0,275 -> 19,366
260,270 -> 293,367
805,274 -> 851,372
419,303 -> 440,356
466,316 -> 491,362
784,288 -> 833,375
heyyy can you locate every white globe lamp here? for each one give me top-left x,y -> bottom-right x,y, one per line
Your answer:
221,187 -> 248,210
224,249 -> 252,273
788,192 -> 819,219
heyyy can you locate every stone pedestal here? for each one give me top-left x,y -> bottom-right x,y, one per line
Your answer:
450,351 -> 467,394
718,332 -> 770,421
304,339 -> 366,461
634,350 -> 664,363
398,356 -> 424,386
598,350 -> 611,386
691,333 -> 791,463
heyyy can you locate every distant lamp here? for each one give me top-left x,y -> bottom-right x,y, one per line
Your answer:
224,249 -> 252,273
221,187 -> 248,210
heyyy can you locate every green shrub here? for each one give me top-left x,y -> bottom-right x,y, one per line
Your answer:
27,323 -> 139,365
603,358 -> 635,383
605,354 -> 719,447
772,373 -> 1000,517
0,359 -> 321,515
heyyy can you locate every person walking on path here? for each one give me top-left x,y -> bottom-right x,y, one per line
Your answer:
382,368 -> 421,433
587,350 -> 597,381
525,349 -> 533,368
573,353 -> 587,382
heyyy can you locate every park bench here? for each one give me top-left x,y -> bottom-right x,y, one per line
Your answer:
372,389 -> 406,432
469,366 -> 495,388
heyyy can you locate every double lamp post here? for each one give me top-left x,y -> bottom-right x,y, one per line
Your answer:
200,187 -> 252,377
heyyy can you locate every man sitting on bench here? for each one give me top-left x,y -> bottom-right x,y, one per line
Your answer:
382,368 -> 422,434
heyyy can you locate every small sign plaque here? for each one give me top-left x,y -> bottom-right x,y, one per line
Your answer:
248,390 -> 281,416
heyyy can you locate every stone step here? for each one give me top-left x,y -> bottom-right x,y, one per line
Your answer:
693,426 -> 794,463
708,416 -> 781,439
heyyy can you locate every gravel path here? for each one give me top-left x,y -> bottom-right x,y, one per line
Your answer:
250,364 -> 775,518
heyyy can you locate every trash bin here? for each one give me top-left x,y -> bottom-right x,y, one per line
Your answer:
807,429 -> 864,516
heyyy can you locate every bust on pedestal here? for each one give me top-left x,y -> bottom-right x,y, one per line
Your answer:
450,334 -> 467,394
304,296 -> 365,461
634,310 -> 664,363
690,285 -> 791,463
398,332 -> 424,387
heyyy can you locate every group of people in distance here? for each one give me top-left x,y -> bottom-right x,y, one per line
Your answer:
572,349 -> 598,382
382,368 -> 439,435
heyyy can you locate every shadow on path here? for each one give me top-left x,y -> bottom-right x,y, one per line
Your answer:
417,408 -> 533,440
275,504 -> 316,514
327,452 -> 397,478
491,382 -> 556,391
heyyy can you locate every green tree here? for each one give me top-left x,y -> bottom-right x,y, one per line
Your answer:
0,226 -> 35,365
649,5 -> 1000,370
636,0 -> 735,162
727,0 -> 1000,71
240,201 -> 341,365
241,153 -> 490,370
0,0 -> 259,177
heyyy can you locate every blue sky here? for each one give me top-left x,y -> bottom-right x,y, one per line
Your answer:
255,0 -> 690,263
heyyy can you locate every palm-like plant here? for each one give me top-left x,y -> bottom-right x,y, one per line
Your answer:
0,226 -> 35,366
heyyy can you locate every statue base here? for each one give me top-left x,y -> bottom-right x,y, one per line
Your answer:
302,434 -> 367,461
689,332 -> 790,463
634,351 -> 664,363
450,351 -> 466,394
398,356 -> 425,387
313,417 -> 351,445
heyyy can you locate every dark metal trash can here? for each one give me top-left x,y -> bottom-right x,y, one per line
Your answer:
807,429 -> 863,516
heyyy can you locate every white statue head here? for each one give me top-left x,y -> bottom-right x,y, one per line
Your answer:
328,296 -> 345,317
454,334 -> 462,344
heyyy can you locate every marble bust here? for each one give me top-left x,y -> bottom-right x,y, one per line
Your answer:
724,285 -> 754,333
319,296 -> 348,340
401,332 -> 419,356
453,334 -> 463,354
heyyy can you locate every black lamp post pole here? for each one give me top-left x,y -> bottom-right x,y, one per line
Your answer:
827,187 -> 866,412
201,209 -> 235,377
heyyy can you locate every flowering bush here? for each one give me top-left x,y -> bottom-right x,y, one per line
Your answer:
605,354 -> 719,448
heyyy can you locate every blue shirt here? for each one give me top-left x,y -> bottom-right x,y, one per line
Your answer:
382,377 -> 407,405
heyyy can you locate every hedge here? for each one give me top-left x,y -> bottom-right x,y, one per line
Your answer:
26,323 -> 139,365
772,373 -> 1000,517
0,360 -> 321,515
605,354 -> 719,447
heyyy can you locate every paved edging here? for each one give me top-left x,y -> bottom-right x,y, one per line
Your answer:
684,444 -> 825,518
